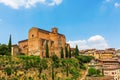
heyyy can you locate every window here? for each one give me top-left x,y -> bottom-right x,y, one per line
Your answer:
41,39 -> 45,46
32,34 -> 34,37
23,45 -> 27,48
58,37 -> 62,46
112,72 -> 114,75
51,41 -> 54,47
41,39 -> 46,47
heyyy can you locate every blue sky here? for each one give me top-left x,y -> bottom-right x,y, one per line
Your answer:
0,0 -> 120,49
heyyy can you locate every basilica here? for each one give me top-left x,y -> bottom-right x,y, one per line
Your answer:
12,27 -> 68,57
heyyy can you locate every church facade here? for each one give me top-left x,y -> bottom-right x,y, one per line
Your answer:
12,27 -> 67,57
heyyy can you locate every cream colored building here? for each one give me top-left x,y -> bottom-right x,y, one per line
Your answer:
100,59 -> 120,80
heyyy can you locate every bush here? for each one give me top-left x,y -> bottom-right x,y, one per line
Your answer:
88,67 -> 100,77
70,68 -> 79,79
0,44 -> 8,55
4,67 -> 12,76
20,53 -> 25,55
1,77 -> 5,80
51,54 -> 60,68
29,77 -> 33,80
76,55 -> 94,63
51,54 -> 58,61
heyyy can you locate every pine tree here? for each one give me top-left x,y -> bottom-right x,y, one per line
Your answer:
60,47 -> 64,58
65,46 -> 69,58
8,34 -> 12,56
46,41 -> 49,58
75,45 -> 79,57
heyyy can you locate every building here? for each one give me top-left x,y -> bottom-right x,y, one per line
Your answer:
99,59 -> 120,80
86,49 -> 115,59
116,49 -> 120,57
11,45 -> 19,56
89,58 -> 120,80
12,27 -> 67,57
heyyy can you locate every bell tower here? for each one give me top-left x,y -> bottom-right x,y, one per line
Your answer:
52,27 -> 58,34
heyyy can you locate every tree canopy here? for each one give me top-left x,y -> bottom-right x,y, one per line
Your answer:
0,44 -> 8,55
75,45 -> 79,57
8,35 -> 12,55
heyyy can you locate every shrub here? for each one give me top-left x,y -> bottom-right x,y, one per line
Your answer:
4,67 -> 12,76
88,67 -> 100,77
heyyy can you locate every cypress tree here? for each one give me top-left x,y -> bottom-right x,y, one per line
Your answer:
75,45 -> 79,57
65,46 -> 69,58
46,41 -> 49,58
52,64 -> 54,80
8,34 -> 12,56
69,47 -> 71,58
60,47 -> 64,58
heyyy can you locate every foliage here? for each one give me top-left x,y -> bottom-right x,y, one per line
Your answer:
51,54 -> 58,62
60,47 -> 64,58
61,58 -> 79,77
29,77 -> 33,80
0,44 -> 8,55
75,45 -> 79,57
70,68 -> 79,79
76,55 -> 94,70
8,34 -> 12,56
76,55 -> 94,63
88,67 -> 100,77
52,64 -> 54,80
19,53 -> 25,55
0,77 -> 5,80
38,58 -> 48,74
46,41 -> 49,58
65,46 -> 69,58
0,55 -> 89,79
4,67 -> 12,76
51,54 -> 60,68
69,47 -> 71,58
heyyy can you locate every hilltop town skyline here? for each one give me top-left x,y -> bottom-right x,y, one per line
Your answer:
0,0 -> 120,49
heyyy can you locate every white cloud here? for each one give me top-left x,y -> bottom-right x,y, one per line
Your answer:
48,0 -> 63,6
114,2 -> 120,8
67,35 -> 109,50
102,0 -> 120,9
68,40 -> 89,50
0,0 -> 63,9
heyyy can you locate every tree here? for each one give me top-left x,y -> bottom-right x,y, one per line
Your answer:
70,68 -> 79,79
61,58 -> 79,77
88,68 -> 97,76
52,64 -> 55,80
46,41 -> 49,58
65,46 -> 69,58
75,45 -> 79,57
8,34 -> 12,56
69,47 -> 71,58
4,67 -> 12,76
60,47 -> 64,58
38,59 -> 48,74
0,44 -> 8,55
88,68 -> 100,76
76,55 -> 94,63
51,54 -> 60,68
